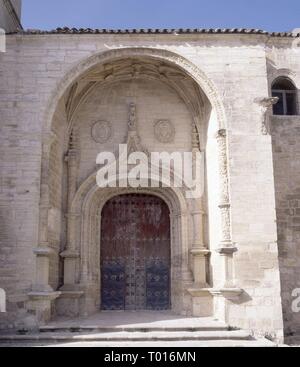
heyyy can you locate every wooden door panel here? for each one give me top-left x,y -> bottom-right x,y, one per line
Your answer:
101,259 -> 125,310
101,194 -> 170,311
146,259 -> 170,310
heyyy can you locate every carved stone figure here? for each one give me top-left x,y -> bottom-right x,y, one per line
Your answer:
128,103 -> 137,131
154,120 -> 175,143
91,120 -> 112,143
255,97 -> 279,135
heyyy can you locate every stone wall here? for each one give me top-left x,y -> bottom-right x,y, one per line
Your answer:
0,32 -> 291,337
267,40 -> 300,340
0,35 -> 41,329
48,100 -> 67,290
271,115 -> 300,337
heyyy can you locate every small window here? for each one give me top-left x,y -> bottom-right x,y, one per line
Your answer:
272,78 -> 298,116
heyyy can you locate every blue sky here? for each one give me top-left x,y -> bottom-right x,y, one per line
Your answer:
22,0 -> 300,32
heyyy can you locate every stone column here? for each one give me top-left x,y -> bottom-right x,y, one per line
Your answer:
187,198 -> 212,317
210,129 -> 242,322
190,125 -> 210,286
215,129 -> 238,288
187,124 -> 212,316
173,212 -> 192,283
190,208 -> 209,287
61,131 -> 80,290
57,131 -> 84,317
28,132 -> 61,322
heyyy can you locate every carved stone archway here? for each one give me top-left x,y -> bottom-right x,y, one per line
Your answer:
56,169 -> 194,317
43,47 -> 227,134
29,47 -> 241,324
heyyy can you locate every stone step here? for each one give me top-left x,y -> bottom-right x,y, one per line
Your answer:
0,329 -> 253,342
39,325 -> 230,333
97,339 -> 277,347
0,339 -> 277,348
38,314 -> 230,334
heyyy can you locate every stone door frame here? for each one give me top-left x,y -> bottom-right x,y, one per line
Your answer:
63,172 -> 190,316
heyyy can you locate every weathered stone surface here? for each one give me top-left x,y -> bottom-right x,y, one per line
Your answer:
271,115 -> 300,338
0,29 -> 299,344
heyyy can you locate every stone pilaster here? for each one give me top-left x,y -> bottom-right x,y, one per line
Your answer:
190,209 -> 209,286
215,129 -> 239,289
61,130 -> 80,290
28,131 -> 60,322
56,131 -> 83,317
187,125 -> 212,315
170,212 -> 192,283
187,206 -> 212,317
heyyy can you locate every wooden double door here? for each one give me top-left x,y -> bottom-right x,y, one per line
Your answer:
101,194 -> 171,311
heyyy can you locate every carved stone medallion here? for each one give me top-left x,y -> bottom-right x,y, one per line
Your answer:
91,120 -> 112,143
154,120 -> 175,143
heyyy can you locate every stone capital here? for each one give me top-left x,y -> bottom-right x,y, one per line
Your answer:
191,209 -> 205,216
209,288 -> 243,299
190,247 -> 210,257
60,250 -> 80,259
187,287 -> 212,297
216,245 -> 238,255
33,246 -> 55,257
65,212 -> 81,219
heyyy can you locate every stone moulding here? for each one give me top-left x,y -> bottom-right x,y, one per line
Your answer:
28,292 -> 61,302
58,291 -> 84,299
60,250 -> 80,259
33,247 -> 55,257
190,248 -> 210,256
187,287 -> 243,319
216,247 -> 238,255
210,288 -> 244,300
188,288 -> 243,299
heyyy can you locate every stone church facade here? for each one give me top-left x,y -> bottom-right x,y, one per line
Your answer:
1,1 -> 300,343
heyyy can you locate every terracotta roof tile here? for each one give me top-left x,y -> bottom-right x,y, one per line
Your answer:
9,27 -> 300,37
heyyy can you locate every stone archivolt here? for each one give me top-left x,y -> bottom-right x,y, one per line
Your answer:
30,49 -> 240,323
64,56 -> 209,138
